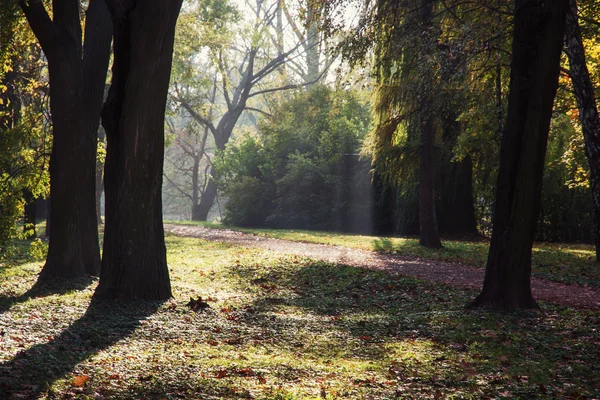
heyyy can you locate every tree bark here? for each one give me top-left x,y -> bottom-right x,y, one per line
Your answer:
96,0 -> 182,300
23,190 -> 36,239
417,0 -> 442,249
470,0 -> 569,310
564,0 -> 600,262
20,0 -> 111,278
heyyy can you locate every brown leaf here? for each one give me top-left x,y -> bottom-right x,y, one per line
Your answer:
71,375 -> 89,387
257,375 -> 266,384
216,370 -> 228,379
206,339 -> 219,346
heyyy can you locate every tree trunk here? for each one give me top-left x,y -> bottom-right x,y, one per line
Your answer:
23,190 -> 36,239
564,0 -> 600,262
96,0 -> 182,300
417,0 -> 442,249
193,173 -> 217,221
96,129 -> 106,225
470,0 -> 569,310
20,0 -> 111,279
438,109 -> 478,236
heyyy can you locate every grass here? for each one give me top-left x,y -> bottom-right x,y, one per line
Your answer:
165,220 -> 600,288
0,233 -> 598,399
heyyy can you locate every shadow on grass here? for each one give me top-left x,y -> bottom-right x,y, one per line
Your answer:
0,297 -> 163,399
0,275 -> 97,316
231,259 -> 469,347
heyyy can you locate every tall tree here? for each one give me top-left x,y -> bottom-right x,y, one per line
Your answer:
564,0 -> 600,262
95,0 -> 183,300
470,0 -> 569,309
18,0 -> 112,278
169,0 -> 321,221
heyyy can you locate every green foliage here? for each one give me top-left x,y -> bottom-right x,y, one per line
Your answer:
215,85 -> 371,229
27,237 -> 47,261
0,14 -> 50,247
538,114 -> 592,242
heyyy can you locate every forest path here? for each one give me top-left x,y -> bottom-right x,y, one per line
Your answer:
164,224 -> 600,309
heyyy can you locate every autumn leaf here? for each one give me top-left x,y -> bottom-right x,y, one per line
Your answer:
216,369 -> 228,379
71,375 -> 89,387
206,339 -> 219,346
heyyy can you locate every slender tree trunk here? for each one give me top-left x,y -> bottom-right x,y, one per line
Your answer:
193,174 -> 217,221
20,0 -> 111,279
193,112 -> 240,221
23,190 -> 36,239
564,0 -> 600,262
96,129 -> 106,225
470,0 -> 569,310
96,0 -> 182,300
417,0 -> 441,249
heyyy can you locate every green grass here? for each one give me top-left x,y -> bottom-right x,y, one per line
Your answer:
166,220 -> 600,288
0,234 -> 598,399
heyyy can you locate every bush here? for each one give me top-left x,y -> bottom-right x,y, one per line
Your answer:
215,86 -> 372,230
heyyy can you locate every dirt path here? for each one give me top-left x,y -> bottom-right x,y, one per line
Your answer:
164,224 -> 600,309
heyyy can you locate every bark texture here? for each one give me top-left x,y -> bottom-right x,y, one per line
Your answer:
564,0 -> 600,262
96,0 -> 182,300
470,0 -> 569,309
20,0 -> 112,278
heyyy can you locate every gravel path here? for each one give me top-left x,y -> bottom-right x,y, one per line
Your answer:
164,224 -> 600,309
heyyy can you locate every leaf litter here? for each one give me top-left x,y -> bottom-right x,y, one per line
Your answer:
0,234 -> 596,399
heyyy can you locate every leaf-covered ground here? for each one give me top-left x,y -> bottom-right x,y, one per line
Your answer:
0,234 -> 599,399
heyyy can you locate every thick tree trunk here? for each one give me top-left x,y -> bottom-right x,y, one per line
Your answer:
20,0 -> 111,279
417,0 -> 441,249
96,0 -> 182,300
564,0 -> 600,262
470,0 -> 569,310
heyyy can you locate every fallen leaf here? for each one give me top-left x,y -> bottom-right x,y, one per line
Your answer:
216,370 -> 228,379
206,339 -> 219,346
71,375 -> 89,387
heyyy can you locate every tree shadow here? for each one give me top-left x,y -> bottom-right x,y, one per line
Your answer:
0,275 -> 97,316
0,296 -> 163,399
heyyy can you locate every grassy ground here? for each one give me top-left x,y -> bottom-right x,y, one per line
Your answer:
0,234 -> 598,399
167,220 -> 600,289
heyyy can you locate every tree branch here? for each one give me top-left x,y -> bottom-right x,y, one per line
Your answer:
19,0 -> 56,59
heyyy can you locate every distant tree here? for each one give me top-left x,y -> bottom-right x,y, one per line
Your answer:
95,0 -> 183,300
17,0 -> 112,278
564,0 -> 600,262
169,0 -> 326,221
470,0 -> 569,309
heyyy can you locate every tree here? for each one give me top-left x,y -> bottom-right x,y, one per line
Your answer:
215,86 -> 371,230
95,0 -> 183,300
169,0 -> 325,221
564,0 -> 600,262
470,0 -> 569,309
18,0 -> 112,278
